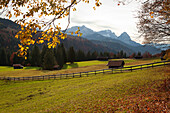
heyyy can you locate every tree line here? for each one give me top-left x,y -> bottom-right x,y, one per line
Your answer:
1,44 -> 164,70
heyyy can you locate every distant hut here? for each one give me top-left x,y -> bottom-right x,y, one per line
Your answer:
107,60 -> 125,68
13,64 -> 24,69
53,65 -> 60,70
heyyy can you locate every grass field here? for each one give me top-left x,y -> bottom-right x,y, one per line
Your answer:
0,58 -> 161,77
0,65 -> 169,112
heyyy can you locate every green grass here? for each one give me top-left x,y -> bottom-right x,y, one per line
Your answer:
0,66 -> 169,113
63,60 -> 108,69
0,58 -> 162,77
0,66 -> 41,72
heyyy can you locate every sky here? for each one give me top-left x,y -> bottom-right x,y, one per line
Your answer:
0,0 -> 143,43
67,0 -> 143,43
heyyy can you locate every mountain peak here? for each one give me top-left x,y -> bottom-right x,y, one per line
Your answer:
97,30 -> 117,39
118,32 -> 131,40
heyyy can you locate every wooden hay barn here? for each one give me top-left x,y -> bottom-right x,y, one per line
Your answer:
53,65 -> 60,70
13,64 -> 24,69
107,60 -> 125,68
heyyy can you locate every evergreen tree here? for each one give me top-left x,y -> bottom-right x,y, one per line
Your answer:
86,51 -> 91,60
91,51 -> 98,60
123,52 -> 127,58
76,49 -> 85,61
0,48 -> 8,66
99,52 -> 103,57
120,50 -> 124,58
61,43 -> 67,64
68,46 -> 75,63
137,51 -> 141,57
41,44 -> 47,65
56,45 -> 64,68
43,49 -> 56,70
31,45 -> 41,66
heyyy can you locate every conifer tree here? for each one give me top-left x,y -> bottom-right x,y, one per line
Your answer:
68,46 -> 75,64
31,45 -> 41,66
0,48 -> 8,66
41,44 -> 48,65
56,45 -> 64,68
61,43 -> 67,64
43,49 -> 56,70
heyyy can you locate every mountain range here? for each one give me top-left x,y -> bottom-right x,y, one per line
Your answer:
0,18 -> 169,55
67,25 -> 167,54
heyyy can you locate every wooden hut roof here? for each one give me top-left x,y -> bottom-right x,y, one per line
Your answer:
107,60 -> 125,67
13,64 -> 24,67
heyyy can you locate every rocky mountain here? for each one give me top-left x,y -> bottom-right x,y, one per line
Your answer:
67,25 -> 95,37
117,32 -> 141,47
97,30 -> 117,39
67,25 -> 161,54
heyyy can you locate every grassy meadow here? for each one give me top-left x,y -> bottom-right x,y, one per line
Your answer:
0,65 -> 169,112
0,58 -> 161,77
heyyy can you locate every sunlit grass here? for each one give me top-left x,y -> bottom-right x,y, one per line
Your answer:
0,66 -> 169,113
0,58 -> 161,77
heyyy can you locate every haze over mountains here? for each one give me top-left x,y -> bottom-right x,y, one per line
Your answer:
0,18 -> 169,55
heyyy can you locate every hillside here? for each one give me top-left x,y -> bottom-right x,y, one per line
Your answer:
0,18 -> 112,53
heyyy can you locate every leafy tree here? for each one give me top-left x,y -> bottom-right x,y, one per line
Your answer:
31,45 -> 41,66
137,0 -> 170,44
129,53 -> 136,58
43,49 -> 56,70
68,46 -> 75,63
163,49 -> 170,60
142,52 -> 152,58
0,48 -> 8,66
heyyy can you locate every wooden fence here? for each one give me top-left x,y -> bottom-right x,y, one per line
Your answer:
0,60 -> 169,81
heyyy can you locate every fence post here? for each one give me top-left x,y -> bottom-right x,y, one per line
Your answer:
80,72 -> 81,77
60,74 -> 62,79
73,73 -> 74,78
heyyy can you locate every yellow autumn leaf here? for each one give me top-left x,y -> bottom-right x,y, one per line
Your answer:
71,32 -> 73,35
39,40 -> 44,44
15,35 -> 18,38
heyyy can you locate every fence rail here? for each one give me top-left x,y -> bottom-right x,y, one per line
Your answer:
0,60 -> 170,81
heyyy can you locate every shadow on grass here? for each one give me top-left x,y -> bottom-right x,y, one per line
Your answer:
62,63 -> 78,69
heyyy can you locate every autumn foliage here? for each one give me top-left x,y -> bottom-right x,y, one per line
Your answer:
0,0 -> 102,57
